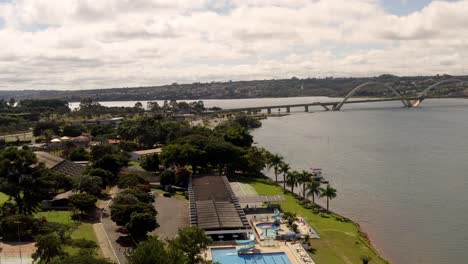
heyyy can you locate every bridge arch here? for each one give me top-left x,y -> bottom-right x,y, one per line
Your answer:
334,82 -> 407,111
412,79 -> 465,107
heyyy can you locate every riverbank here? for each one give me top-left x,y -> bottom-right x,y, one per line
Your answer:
239,176 -> 389,264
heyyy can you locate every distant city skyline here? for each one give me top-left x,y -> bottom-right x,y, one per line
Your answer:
0,0 -> 466,90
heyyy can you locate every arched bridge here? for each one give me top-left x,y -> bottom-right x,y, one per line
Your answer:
333,82 -> 409,111
218,79 -> 466,113
411,78 -> 464,107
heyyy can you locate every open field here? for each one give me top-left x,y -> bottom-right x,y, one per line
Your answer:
243,177 -> 389,264
35,210 -> 103,257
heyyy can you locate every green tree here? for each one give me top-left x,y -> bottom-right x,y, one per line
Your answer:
117,174 -> 148,189
305,180 -> 321,204
76,176 -> 103,197
84,168 -> 113,187
0,148 -> 56,214
93,154 -> 129,175
62,125 -> 82,137
286,171 -> 299,194
267,154 -> 283,184
50,253 -> 113,264
69,148 -> 90,161
33,121 -> 60,137
140,154 -> 160,171
160,169 -> 176,188
110,192 -> 156,227
172,227 -> 212,264
126,236 -> 187,264
279,162 -> 290,190
69,193 -> 97,216
89,145 -> 120,162
119,189 -> 154,203
32,233 -> 65,263
126,212 -> 157,239
298,170 -> 312,199
320,185 -> 337,212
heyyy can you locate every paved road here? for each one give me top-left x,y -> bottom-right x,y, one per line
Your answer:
101,200 -> 131,264
152,194 -> 189,239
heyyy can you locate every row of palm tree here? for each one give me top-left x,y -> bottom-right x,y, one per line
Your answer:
266,153 -> 337,212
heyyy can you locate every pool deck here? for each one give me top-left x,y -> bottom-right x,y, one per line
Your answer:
205,242 -> 315,264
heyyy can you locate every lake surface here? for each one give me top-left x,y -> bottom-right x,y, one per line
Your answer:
78,97 -> 468,263
250,98 -> 468,264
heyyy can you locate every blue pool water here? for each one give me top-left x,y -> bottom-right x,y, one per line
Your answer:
211,248 -> 291,264
256,223 -> 281,238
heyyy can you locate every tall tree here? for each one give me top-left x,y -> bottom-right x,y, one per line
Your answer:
69,193 -> 97,216
172,227 -> 212,264
320,185 -> 337,212
267,154 -> 283,184
279,162 -> 290,190
305,180 -> 321,204
32,233 -> 65,263
298,170 -> 312,199
126,237 -> 187,264
0,148 -> 56,214
286,171 -> 299,194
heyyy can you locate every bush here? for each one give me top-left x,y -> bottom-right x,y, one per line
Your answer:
117,174 -> 148,189
140,154 -> 160,171
71,238 -> 98,249
69,148 -> 90,161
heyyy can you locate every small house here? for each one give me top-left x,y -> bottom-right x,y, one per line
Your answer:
130,148 -> 162,162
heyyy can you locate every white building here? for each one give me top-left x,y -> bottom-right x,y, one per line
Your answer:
130,148 -> 162,162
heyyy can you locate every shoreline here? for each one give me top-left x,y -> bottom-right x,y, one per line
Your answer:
269,179 -> 391,264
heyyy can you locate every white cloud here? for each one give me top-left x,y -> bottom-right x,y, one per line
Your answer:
0,0 -> 467,90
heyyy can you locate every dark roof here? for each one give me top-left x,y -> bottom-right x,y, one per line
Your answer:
189,175 -> 250,231
35,151 -> 85,178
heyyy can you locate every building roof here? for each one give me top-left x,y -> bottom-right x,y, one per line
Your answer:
35,151 -> 85,178
35,151 -> 64,168
189,175 -> 250,231
237,195 -> 285,204
72,136 -> 90,142
132,148 -> 162,156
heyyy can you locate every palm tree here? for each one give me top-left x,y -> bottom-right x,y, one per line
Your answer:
278,162 -> 290,190
286,171 -> 299,194
320,185 -> 337,212
298,170 -> 312,199
305,179 -> 321,204
267,154 -> 283,184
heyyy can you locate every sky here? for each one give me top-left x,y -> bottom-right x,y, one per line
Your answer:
0,0 -> 466,90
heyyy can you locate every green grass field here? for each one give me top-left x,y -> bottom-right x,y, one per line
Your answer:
245,178 -> 389,264
0,192 -> 9,205
35,210 -> 103,257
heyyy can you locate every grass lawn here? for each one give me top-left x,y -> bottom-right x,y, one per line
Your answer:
35,210 -> 103,257
35,210 -> 74,224
129,161 -> 141,167
152,188 -> 187,201
0,192 -> 9,205
244,178 -> 389,264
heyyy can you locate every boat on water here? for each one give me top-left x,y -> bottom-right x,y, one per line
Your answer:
311,168 -> 329,184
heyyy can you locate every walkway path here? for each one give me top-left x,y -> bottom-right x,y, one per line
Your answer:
152,193 -> 189,239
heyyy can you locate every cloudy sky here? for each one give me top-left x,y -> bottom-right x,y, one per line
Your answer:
0,0 -> 466,90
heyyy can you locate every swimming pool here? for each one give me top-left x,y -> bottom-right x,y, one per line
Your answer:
256,222 -> 282,238
211,248 -> 291,264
